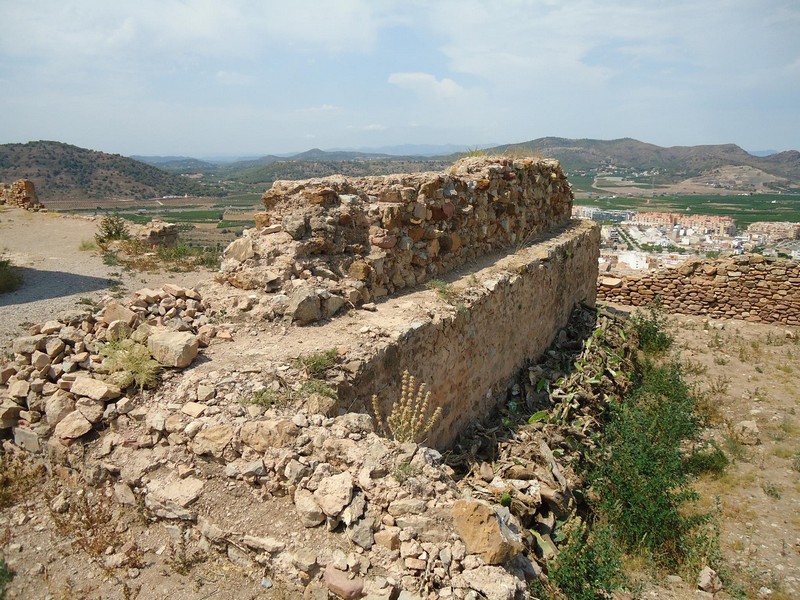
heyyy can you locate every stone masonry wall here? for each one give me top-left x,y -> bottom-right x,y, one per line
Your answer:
0,179 -> 43,210
598,254 -> 800,325
348,220 -> 600,449
219,157 -> 573,325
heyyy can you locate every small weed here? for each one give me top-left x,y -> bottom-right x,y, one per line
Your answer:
683,359 -> 708,377
166,526 -> 204,575
298,379 -> 337,399
762,482 -> 782,499
391,461 -> 420,483
100,337 -> 161,391
49,483 -> 139,563
776,362 -> 794,374
0,258 -> 23,294
722,433 -> 748,462
707,374 -> 731,396
79,239 -> 98,251
714,355 -> 730,366
791,451 -> 800,472
292,348 -> 339,378
247,388 -> 287,408
372,369 -> 443,444
102,251 -> 119,266
426,279 -> 459,304
629,300 -> 672,354
0,449 -> 45,508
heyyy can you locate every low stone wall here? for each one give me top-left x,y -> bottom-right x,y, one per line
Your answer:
219,157 -> 573,325
348,220 -> 599,448
0,179 -> 43,210
598,254 -> 800,325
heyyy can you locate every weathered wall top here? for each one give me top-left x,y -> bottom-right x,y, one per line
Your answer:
219,157 -> 573,324
0,179 -> 43,211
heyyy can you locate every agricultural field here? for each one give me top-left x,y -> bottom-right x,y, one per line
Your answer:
61,192 -> 264,249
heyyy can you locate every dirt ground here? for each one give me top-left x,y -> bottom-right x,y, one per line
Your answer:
669,313 -> 800,599
0,207 -> 212,349
1,208 -> 798,599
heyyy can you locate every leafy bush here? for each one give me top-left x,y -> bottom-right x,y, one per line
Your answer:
0,259 -> 22,294
95,213 -> 131,246
532,522 -> 624,600
589,361 -> 712,568
630,300 -> 673,354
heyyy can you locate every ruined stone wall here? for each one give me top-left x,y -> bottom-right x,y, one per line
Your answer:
348,220 -> 600,448
219,157 -> 573,325
0,179 -> 43,210
598,254 -> 800,325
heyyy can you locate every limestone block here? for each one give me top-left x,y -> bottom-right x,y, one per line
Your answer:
147,330 -> 199,368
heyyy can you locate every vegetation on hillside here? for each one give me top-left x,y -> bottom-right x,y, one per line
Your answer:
0,141 -> 214,201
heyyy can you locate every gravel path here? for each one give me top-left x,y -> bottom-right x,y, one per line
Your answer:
0,207 -> 211,350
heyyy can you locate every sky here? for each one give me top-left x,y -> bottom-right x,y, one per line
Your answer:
1,0 -> 798,157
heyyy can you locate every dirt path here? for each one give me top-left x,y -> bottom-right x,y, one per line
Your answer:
0,207 -> 210,349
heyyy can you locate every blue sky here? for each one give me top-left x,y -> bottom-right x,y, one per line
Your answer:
1,0 -> 798,157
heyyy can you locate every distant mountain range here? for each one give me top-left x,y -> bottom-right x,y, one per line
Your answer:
1,138 -> 798,203
488,137 -> 800,183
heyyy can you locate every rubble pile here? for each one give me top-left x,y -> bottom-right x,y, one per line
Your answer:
218,157 -> 573,325
0,284 -> 213,452
2,289 -> 636,598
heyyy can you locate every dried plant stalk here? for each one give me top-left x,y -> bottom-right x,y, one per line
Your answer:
372,370 -> 443,444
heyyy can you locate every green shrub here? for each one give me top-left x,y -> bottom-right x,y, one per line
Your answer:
630,300 -> 673,354
589,361 -> 712,568
95,213 -> 131,246
292,349 -> 339,378
0,259 -> 22,294
532,522 -> 625,600
247,388 -> 286,408
0,558 -> 12,600
100,338 -> 161,390
685,443 -> 729,476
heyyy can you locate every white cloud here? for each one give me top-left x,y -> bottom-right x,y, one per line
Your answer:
215,71 -> 255,86
298,104 -> 340,114
388,72 -> 466,100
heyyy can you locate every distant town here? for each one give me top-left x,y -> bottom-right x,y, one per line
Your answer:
572,206 -> 800,274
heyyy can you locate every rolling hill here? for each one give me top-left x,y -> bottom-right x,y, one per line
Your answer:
2,138 -> 798,205
489,137 -> 800,185
0,141 -> 213,202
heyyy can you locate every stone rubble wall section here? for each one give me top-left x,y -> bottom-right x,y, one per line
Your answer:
351,221 -> 600,449
598,254 -> 800,325
134,219 -> 179,247
219,157 -> 573,324
0,179 -> 44,210
0,285 -> 216,449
